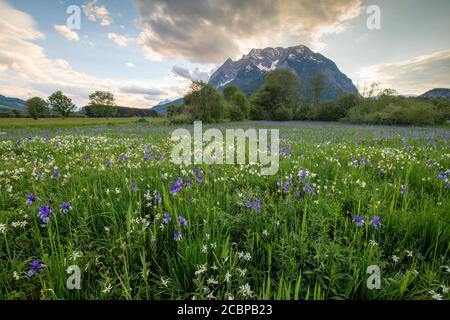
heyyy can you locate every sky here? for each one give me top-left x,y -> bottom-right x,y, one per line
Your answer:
0,0 -> 449,108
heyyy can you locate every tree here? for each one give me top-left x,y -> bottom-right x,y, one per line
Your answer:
167,104 -> 184,117
223,85 -> 239,102
184,81 -> 225,123
87,91 -> 117,118
308,74 -> 326,105
48,91 -> 76,118
89,91 -> 115,106
251,69 -> 300,120
228,91 -> 250,121
26,97 -> 48,120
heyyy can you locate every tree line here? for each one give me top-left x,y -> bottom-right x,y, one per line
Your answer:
167,69 -> 450,125
0,90 -> 158,119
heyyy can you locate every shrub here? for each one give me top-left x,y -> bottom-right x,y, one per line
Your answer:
169,113 -> 193,124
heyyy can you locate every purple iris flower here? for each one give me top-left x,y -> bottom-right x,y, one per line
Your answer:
28,260 -> 46,277
38,205 -> 53,224
372,216 -> 381,230
360,157 -> 366,166
353,215 -> 365,227
170,178 -> 183,195
185,179 -> 192,187
178,216 -> 188,227
106,160 -> 113,168
400,185 -> 408,194
247,199 -> 261,211
154,194 -> 162,203
303,183 -> 316,195
173,229 -> 182,241
26,193 -> 35,206
144,153 -> 151,161
163,213 -> 171,224
59,202 -> 71,214
438,172 -> 447,180
83,154 -> 89,161
194,169 -> 203,184
131,184 -> 138,192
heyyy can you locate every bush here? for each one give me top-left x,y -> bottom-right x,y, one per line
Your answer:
169,113 -> 193,124
347,98 -> 443,125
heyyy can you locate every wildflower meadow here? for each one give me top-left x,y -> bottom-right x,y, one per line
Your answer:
0,120 -> 448,300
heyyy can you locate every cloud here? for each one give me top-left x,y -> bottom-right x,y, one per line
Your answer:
119,84 -> 165,96
82,0 -> 113,26
171,65 -> 210,82
125,62 -> 135,68
134,0 -> 362,63
0,1 -> 178,108
54,25 -> 80,42
357,50 -> 450,94
107,32 -> 133,47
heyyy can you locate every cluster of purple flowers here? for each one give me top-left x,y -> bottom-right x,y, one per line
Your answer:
170,178 -> 184,195
38,205 -> 53,224
118,154 -> 129,161
277,171 -> 316,197
279,144 -> 292,159
163,213 -> 188,241
353,156 -> 367,168
60,202 -> 72,214
27,260 -> 46,277
153,194 -> 162,203
26,193 -> 35,206
243,195 -> 261,211
169,170 -> 204,196
194,169 -> 203,184
353,215 -> 381,230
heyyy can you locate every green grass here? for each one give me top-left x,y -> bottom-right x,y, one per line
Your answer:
0,120 -> 448,300
0,117 -> 166,129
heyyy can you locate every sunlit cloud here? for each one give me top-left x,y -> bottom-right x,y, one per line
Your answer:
357,50 -> 450,94
54,25 -> 80,42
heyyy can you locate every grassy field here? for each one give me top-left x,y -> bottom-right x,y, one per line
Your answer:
0,117 -> 166,129
0,119 -> 448,300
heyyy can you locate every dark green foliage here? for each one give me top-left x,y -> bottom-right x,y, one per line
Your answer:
184,81 -> 225,123
308,74 -> 326,104
86,91 -> 117,118
223,85 -> 240,102
26,97 -> 49,120
250,69 -> 300,121
347,95 -> 447,125
167,104 -> 184,117
227,91 -> 250,121
48,91 -> 76,118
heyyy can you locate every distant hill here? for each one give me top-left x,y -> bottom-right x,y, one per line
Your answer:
209,45 -> 358,100
0,95 -> 26,112
420,88 -> 450,99
151,97 -> 184,115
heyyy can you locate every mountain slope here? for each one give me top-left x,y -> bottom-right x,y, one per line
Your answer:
0,95 -> 26,112
420,88 -> 450,99
209,45 -> 358,100
151,97 -> 184,115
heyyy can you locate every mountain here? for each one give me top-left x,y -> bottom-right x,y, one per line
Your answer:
151,97 -> 184,115
420,88 -> 450,100
209,45 -> 358,100
0,95 -> 26,112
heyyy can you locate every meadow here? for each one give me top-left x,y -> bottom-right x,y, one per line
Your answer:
0,119 -> 448,300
